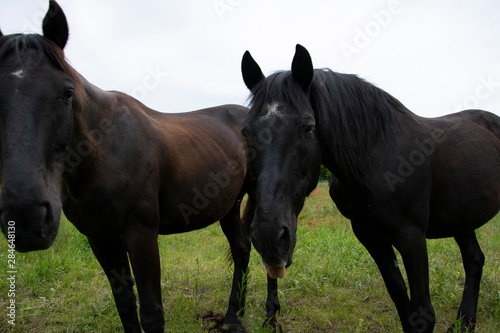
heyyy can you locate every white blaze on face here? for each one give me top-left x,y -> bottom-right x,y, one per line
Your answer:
262,102 -> 282,120
11,69 -> 25,79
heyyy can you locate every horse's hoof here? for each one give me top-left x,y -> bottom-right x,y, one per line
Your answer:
226,324 -> 246,333
222,317 -> 246,333
263,319 -> 283,333
446,322 -> 475,333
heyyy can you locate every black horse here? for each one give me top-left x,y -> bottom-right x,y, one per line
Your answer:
0,1 -> 283,332
241,44 -> 500,332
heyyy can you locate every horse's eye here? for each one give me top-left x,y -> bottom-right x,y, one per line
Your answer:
305,125 -> 315,134
62,88 -> 75,100
55,143 -> 67,154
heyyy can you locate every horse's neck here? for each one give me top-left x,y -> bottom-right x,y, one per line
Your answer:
65,84 -> 119,175
71,74 -> 120,141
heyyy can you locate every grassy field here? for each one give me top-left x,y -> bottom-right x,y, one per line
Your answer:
0,182 -> 499,332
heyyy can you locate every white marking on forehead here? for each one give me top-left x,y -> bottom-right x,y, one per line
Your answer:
11,69 -> 25,79
262,102 -> 283,120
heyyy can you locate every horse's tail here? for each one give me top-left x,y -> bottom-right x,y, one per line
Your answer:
241,194 -> 255,238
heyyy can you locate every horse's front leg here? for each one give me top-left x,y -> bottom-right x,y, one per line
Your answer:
394,226 -> 435,333
88,236 -> 141,333
220,200 -> 251,332
265,275 -> 282,333
124,226 -> 164,333
220,200 -> 282,333
351,223 -> 411,332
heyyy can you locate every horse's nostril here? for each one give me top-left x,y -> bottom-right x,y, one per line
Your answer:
276,227 -> 292,260
277,227 -> 290,244
42,202 -> 52,224
277,228 -> 286,240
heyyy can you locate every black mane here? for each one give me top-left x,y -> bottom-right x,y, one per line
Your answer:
310,69 -> 411,186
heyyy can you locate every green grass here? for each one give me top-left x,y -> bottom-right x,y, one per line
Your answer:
0,183 -> 499,332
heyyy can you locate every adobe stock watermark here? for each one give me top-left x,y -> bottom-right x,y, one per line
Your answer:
21,0 -> 73,33
212,0 -> 244,21
384,128 -> 447,192
339,0 -> 405,63
383,73 -> 498,193
178,159 -> 245,224
409,306 -> 435,333
109,267 -> 135,294
130,65 -> 167,102
443,74 -> 500,114
54,117 -> 114,175
5,220 -> 17,326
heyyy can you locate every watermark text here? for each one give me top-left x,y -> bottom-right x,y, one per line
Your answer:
6,220 -> 17,326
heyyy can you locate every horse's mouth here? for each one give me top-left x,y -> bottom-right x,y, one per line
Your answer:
266,266 -> 286,279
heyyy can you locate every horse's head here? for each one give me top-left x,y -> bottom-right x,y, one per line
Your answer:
0,1 -> 76,252
241,45 -> 321,278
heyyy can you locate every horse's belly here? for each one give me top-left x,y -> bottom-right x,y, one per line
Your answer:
427,180 -> 500,238
426,131 -> 500,237
158,184 -> 243,235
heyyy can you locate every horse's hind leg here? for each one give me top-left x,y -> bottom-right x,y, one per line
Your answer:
448,232 -> 485,333
87,237 -> 141,333
219,198 -> 251,330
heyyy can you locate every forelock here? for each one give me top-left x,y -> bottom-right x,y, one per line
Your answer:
248,71 -> 312,123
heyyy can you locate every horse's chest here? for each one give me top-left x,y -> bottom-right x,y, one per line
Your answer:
328,181 -> 363,220
62,188 -> 128,238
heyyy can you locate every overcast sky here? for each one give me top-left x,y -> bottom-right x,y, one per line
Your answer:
1,0 -> 499,117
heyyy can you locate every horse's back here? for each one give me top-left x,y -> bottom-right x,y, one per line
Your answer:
170,104 -> 248,130
454,109 -> 500,140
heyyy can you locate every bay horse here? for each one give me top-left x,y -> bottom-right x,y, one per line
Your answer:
241,44 -> 500,332
0,1 -> 282,332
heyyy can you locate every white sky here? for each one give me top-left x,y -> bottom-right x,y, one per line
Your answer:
1,0 -> 499,117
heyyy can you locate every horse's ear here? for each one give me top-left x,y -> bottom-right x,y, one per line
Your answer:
291,44 -> 314,92
0,29 -> 3,38
42,0 -> 69,49
242,51 -> 265,91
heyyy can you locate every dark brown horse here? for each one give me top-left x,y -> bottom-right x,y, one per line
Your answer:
241,44 -> 500,333
0,2 -> 281,332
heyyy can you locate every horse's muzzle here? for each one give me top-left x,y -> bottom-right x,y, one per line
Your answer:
0,201 -> 59,252
252,222 -> 295,271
